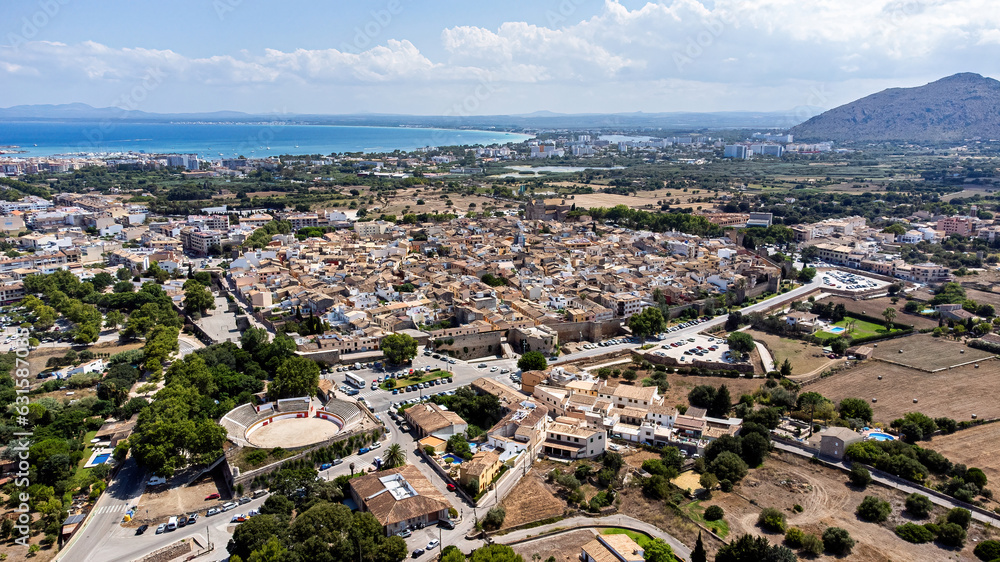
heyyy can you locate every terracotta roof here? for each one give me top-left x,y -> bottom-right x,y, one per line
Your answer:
349,465 -> 451,527
405,403 -> 467,434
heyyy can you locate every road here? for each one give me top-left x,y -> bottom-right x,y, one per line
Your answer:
61,277 -> 823,561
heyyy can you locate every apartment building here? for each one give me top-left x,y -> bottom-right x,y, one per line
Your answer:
542,420 -> 606,459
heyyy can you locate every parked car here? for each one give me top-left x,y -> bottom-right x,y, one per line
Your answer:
155,523 -> 166,534
222,502 -> 237,512
333,458 -> 344,465
135,524 -> 149,535
427,539 -> 440,550
206,508 -> 220,516
477,363 -> 487,368
398,529 -> 412,538
359,447 -> 370,454
187,514 -> 198,525
320,463 -> 332,470
412,548 -> 425,558
204,493 -> 220,501
446,483 -> 456,491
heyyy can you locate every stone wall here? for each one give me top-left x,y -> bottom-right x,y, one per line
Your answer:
433,330 -> 505,360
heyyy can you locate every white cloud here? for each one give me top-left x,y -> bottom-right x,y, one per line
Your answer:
0,1 -> 998,114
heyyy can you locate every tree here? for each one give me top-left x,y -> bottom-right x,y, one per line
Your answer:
482,506 -> 506,531
830,336 -> 850,356
725,311 -> 743,331
856,495 -> 891,522
104,309 -> 125,330
704,505 -> 724,521
183,280 -> 215,316
740,433 -> 770,467
709,452 -> 748,483
839,398 -> 873,423
882,307 -> 897,331
227,514 -> 286,561
903,493 -> 931,519
822,527 -> 855,555
709,384 -> 732,418
517,351 -> 548,372
469,544 -> 522,562
699,472 -> 718,493
798,267 -> 817,282
974,540 -> 1000,561
849,465 -> 872,488
643,539 -> 675,562
269,356 -> 320,399
380,333 -> 418,365
779,358 -> 792,378
691,532 -> 707,562
727,332 -> 755,356
382,444 -> 405,469
628,307 -> 666,339
937,522 -> 967,547
688,384 -> 717,408
715,534 -> 796,562
757,507 -> 787,532
797,392 -> 827,437
947,507 -> 972,530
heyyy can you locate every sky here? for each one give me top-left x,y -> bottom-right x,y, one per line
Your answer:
1,0 -> 999,116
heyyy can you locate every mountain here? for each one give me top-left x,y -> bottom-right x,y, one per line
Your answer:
0,103 -> 822,130
790,73 -> 1000,142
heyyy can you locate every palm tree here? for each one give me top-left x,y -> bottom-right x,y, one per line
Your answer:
383,444 -> 405,469
349,462 -> 355,476
882,307 -> 897,331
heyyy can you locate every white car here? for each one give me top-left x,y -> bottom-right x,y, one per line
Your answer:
490,366 -> 498,372
426,539 -> 440,550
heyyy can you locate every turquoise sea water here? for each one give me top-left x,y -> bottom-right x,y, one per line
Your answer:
0,121 -> 532,158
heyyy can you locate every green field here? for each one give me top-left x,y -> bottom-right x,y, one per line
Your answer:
602,528 -> 654,548
382,370 -> 452,390
814,316 -> 901,341
680,500 -> 730,538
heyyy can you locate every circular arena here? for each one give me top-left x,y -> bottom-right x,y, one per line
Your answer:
221,396 -> 363,449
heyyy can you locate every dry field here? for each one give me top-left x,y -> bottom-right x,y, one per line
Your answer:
500,468 -> 566,530
870,333 -> 993,371
807,359 -> 1000,423
819,296 -> 941,330
964,288 -> 1000,309
130,471 -> 230,526
660,372 -> 763,409
572,189 -> 709,210
745,329 -> 840,376
510,530 -> 596,562
708,451 -> 987,561
929,423 -> 1000,487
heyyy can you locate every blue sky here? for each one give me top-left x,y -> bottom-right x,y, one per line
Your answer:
1,0 -> 999,115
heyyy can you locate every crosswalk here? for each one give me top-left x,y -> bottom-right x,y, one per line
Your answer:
93,503 -> 129,515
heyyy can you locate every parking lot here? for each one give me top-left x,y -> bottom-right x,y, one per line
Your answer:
647,333 -> 734,365
819,270 -> 890,293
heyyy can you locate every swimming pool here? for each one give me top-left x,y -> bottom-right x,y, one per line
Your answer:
93,453 -> 111,464
828,326 -> 846,334
441,454 -> 464,464
866,432 -> 895,441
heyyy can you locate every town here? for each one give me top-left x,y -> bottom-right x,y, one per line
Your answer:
3,131 -> 1000,562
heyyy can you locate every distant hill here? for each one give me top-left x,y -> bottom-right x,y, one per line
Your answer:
790,73 -> 1000,142
0,103 -> 822,130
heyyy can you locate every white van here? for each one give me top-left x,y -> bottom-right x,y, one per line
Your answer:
147,476 -> 166,486
166,516 -> 178,531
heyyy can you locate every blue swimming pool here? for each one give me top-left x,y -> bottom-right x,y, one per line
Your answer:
828,327 -> 846,334
441,454 -> 464,464
93,453 -> 111,464
867,432 -> 895,441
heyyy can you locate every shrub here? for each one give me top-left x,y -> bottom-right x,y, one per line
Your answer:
792,504 -> 803,513
801,533 -> 824,556
974,539 -> 1000,561
704,505 -> 724,521
856,495 -> 891,523
937,522 -> 967,547
848,465 -> 872,488
784,527 -> 805,547
822,527 -> 855,555
895,523 -> 935,543
946,507 -> 972,530
483,506 -> 506,530
757,507 -> 787,533
904,493 -> 933,518
719,479 -> 733,492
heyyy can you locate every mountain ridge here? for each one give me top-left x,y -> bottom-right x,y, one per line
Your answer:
790,73 -> 1000,142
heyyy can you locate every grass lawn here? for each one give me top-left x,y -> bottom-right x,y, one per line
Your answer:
382,370 -> 452,390
680,500 -> 730,538
813,316 -> 900,341
602,528 -> 653,548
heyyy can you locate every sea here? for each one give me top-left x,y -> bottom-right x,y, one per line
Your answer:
0,121 -> 533,158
